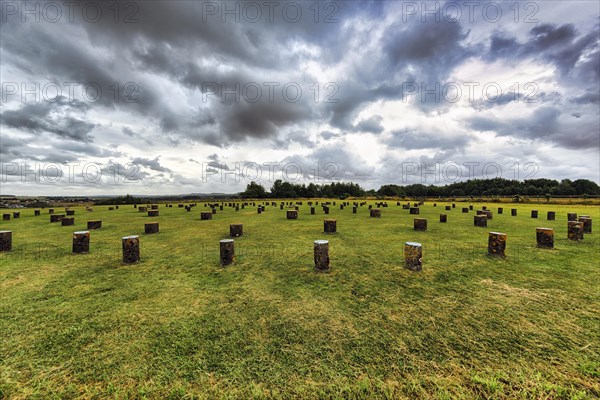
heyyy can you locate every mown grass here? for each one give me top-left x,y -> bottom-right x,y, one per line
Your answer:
0,200 -> 599,399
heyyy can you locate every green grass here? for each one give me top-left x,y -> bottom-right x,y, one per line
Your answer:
1,201 -> 599,399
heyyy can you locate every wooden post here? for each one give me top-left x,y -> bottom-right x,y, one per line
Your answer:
122,235 -> 140,263
34,209 -> 41,216
440,214 -> 447,223
488,232 -> 507,257
310,206 -> 315,215
452,203 -> 456,208
497,207 -> 503,214
144,222 -> 159,234
314,240 -> 329,272
139,206 -> 147,212
147,210 -> 159,217
547,211 -> 555,220
324,219 -> 337,233
323,206 -> 329,215
61,217 -> 74,226
579,217 -> 592,234
567,212 -> 577,221
219,239 -> 235,266
12,212 -> 20,218
201,212 -> 212,220
0,231 -> 12,252
511,208 -> 517,216
2,214 -> 10,221
531,210 -> 538,218
66,210 -> 75,216
212,207 -> 217,214
151,204 -> 159,210
414,218 -> 427,231
108,207 -> 114,211
445,205 -> 451,211
474,215 -> 487,227
536,228 -> 554,249
87,220 -> 102,230
287,210 -> 298,219
469,205 -> 473,210
72,231 -> 90,254
568,221 -> 583,241
483,210 -> 493,220
49,208 -> 55,214
404,242 -> 422,271
462,207 -> 469,213
409,207 -> 419,215
370,209 -> 381,218
352,206 -> 357,214
230,223 -> 243,237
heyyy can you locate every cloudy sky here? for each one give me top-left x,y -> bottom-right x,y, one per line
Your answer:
1,0 -> 599,195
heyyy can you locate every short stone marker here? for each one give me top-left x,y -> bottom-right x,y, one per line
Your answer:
474,215 -> 487,227
409,207 -> 419,215
531,210 -> 538,218
12,212 -> 20,218
370,209 -> 381,218
34,209 -> 40,216
579,217 -> 592,234
230,223 -> 243,237
50,214 -> 65,223
314,240 -> 329,271
87,220 -> 102,230
567,212 -> 577,221
148,210 -> 159,217
462,207 -> 468,213
440,214 -> 447,223
220,239 -> 234,266
511,209 -> 517,216
323,206 -> 329,215
122,235 -> 140,263
2,214 -> 10,221
497,207 -> 503,214
145,222 -> 159,234
567,221 -> 583,241
61,217 -> 74,226
0,231 -> 12,252
414,218 -> 427,231
72,231 -> 90,254
324,219 -> 336,233
201,212 -> 212,220
488,232 -> 507,257
547,211 -> 556,221
404,242 -> 422,272
445,205 -> 451,211
536,228 -> 554,249
287,210 -> 298,219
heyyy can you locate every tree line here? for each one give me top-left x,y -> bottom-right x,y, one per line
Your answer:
241,178 -> 600,199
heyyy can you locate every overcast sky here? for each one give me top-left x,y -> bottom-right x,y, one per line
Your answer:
1,0 -> 599,195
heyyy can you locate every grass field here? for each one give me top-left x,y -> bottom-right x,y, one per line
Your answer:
1,201 -> 599,399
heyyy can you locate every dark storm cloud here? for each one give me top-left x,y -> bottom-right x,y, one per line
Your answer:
486,23 -> 600,80
469,106 -> 599,150
131,156 -> 172,173
273,130 -> 316,149
388,129 -> 470,150
569,91 -> 600,105
353,115 -> 385,134
0,97 -> 96,141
